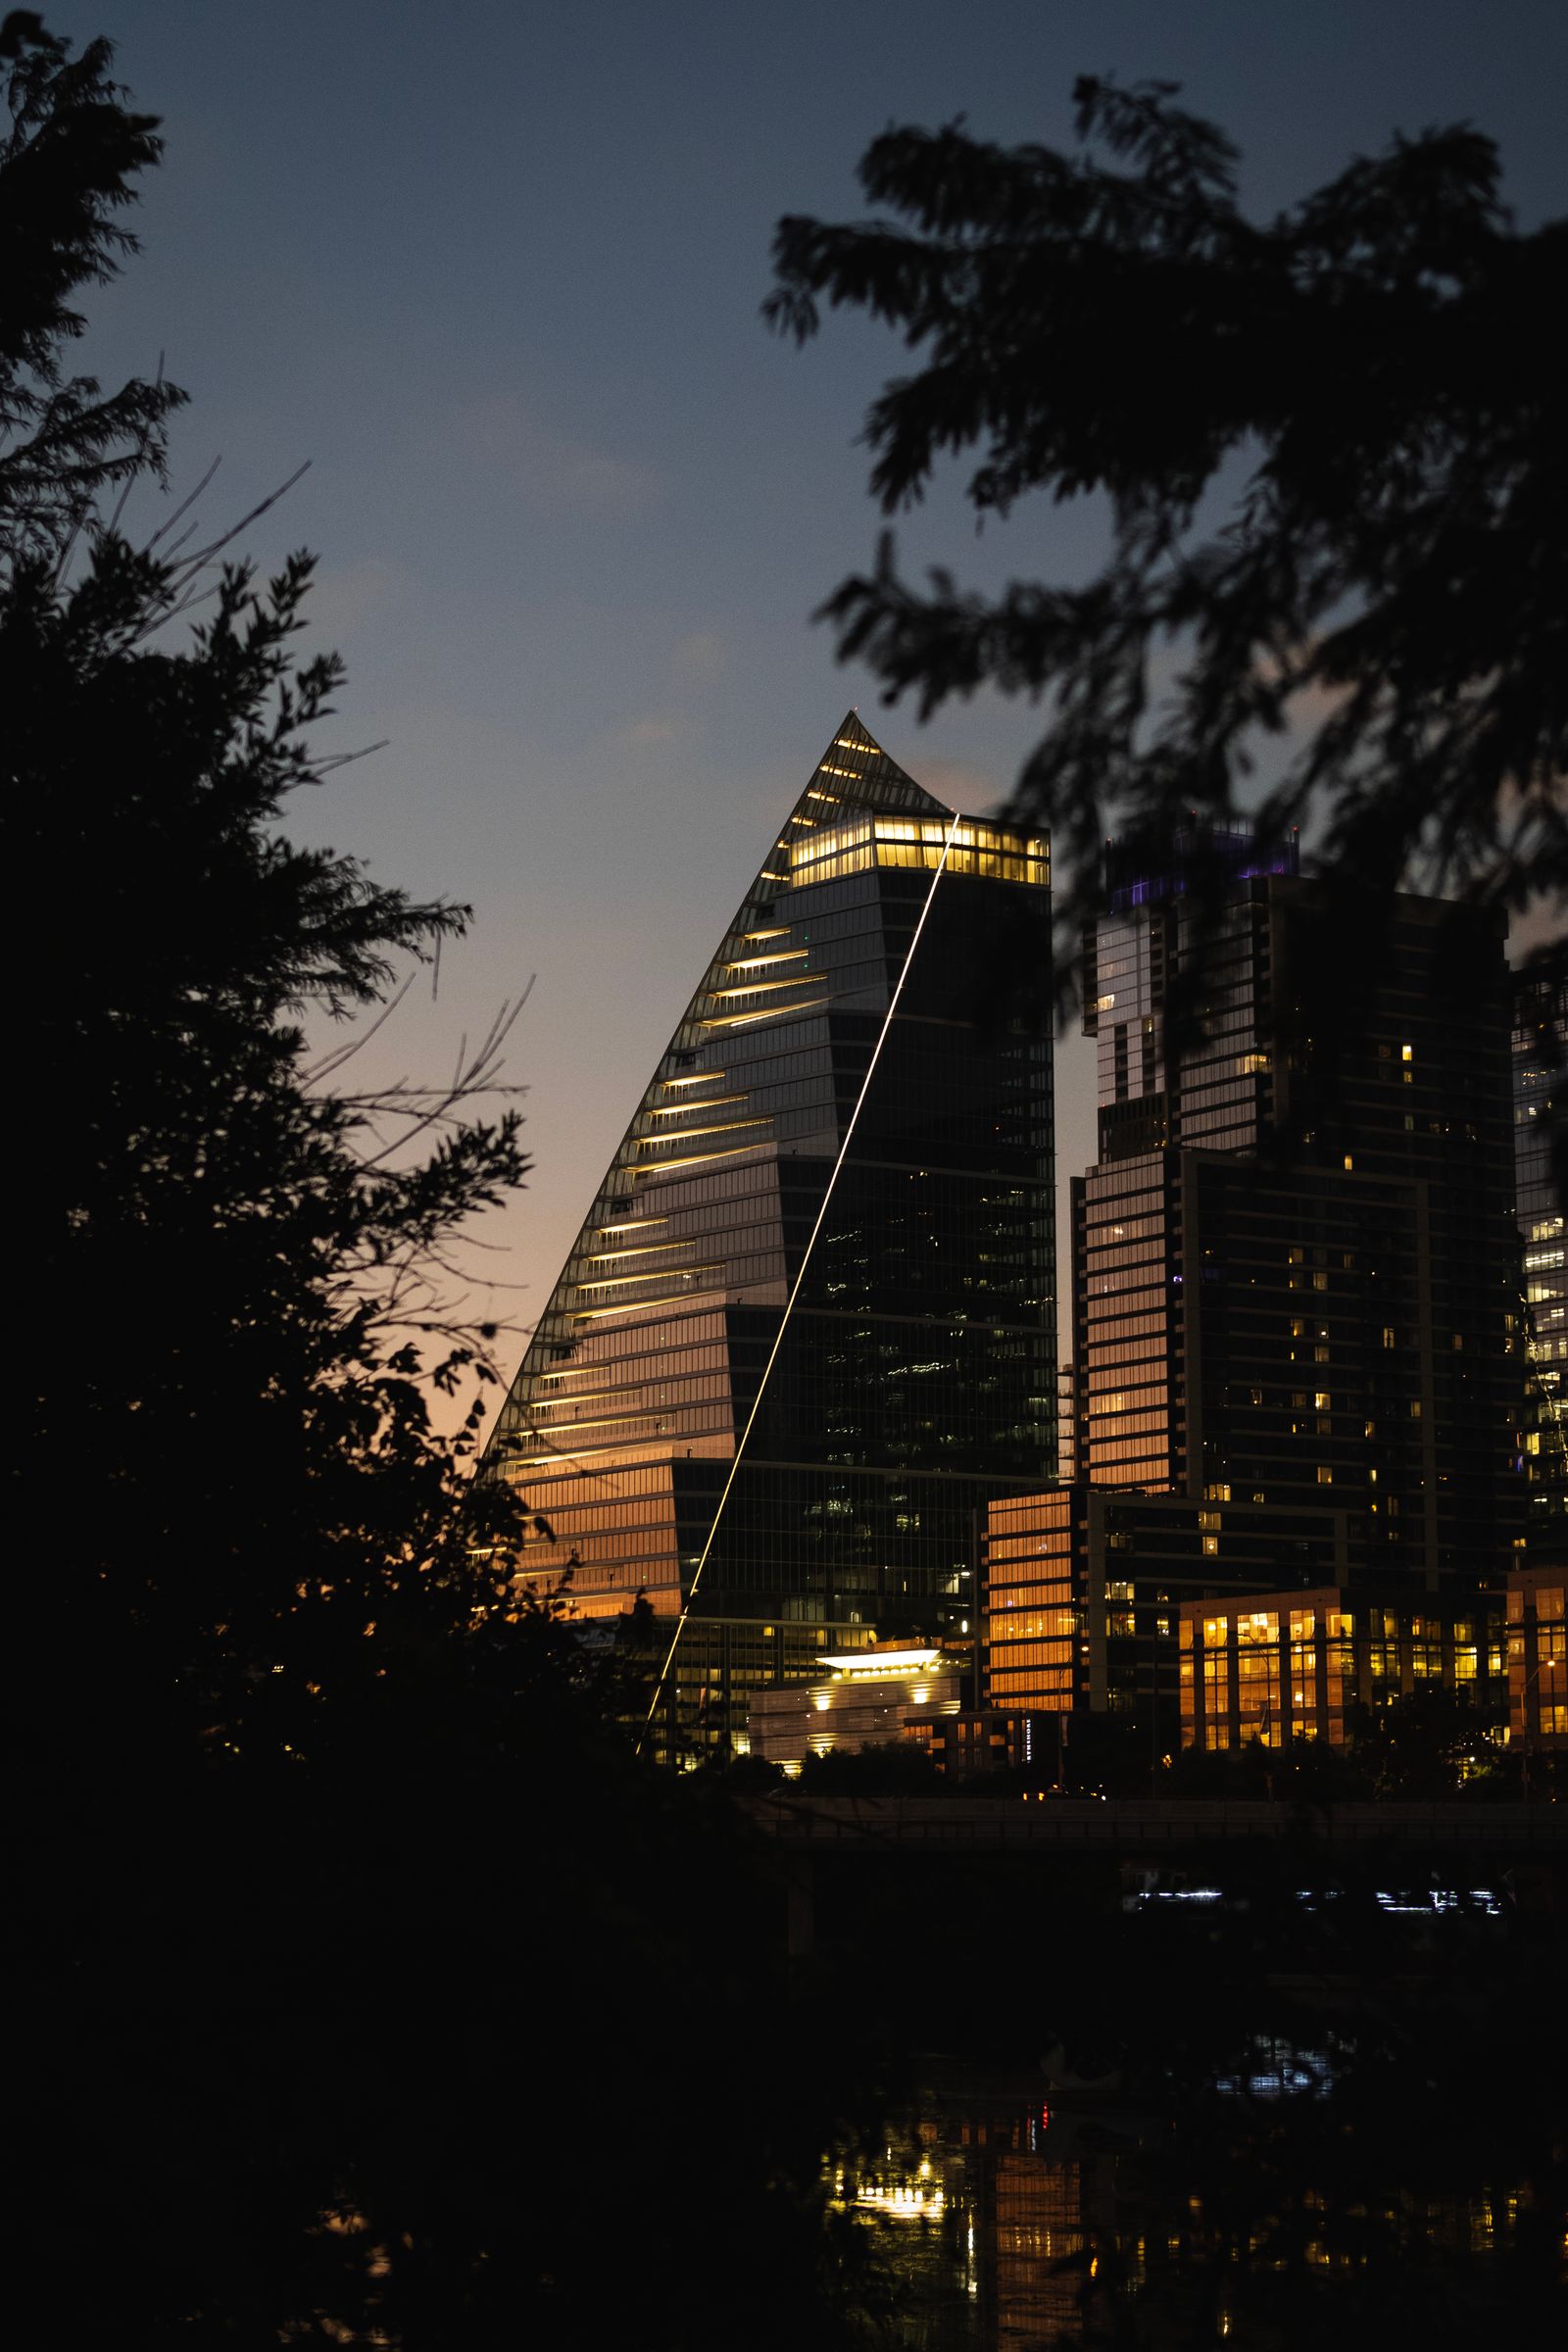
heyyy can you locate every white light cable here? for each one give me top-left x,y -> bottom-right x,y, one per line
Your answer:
640,807 -> 961,1750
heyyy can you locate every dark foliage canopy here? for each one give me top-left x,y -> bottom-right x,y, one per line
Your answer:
17,529 -> 537,1754
0,10 -> 183,562
10,21 -> 868,2343
767,79 -> 1567,1049
5,0 -> 540,1751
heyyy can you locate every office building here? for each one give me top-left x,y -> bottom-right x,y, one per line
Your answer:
1179,1587 -> 1505,1753
487,714 -> 1055,1752
989,1485 -> 1347,1722
1506,1567 -> 1566,1749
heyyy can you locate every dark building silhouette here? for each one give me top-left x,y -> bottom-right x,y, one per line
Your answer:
487,714 -> 1054,1750
989,841 -> 1525,1737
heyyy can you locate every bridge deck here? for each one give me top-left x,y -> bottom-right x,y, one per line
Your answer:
744,1795 -> 1567,1852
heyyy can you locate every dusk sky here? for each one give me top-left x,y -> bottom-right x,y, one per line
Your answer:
82,0 -> 1568,1412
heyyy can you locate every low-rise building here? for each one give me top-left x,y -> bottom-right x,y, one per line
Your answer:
1178,1586 -> 1504,1751
903,1708 -> 1051,1780
1506,1567 -> 1567,1748
746,1642 -> 962,1771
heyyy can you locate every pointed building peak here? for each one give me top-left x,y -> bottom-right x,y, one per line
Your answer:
808,710 -> 954,820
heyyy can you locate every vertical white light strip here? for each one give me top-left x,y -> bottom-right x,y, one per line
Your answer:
640,808 -> 961,1752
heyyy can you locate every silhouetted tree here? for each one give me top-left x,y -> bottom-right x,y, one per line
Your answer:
1344,1684 -> 1503,1799
16,521 -> 546,1758
10,22 -> 870,2344
767,77 -> 1566,1158
798,1739 -> 943,1795
0,11 -> 183,563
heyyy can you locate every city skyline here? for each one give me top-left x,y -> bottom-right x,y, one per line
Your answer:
74,3 -> 1568,1404
14,21 -> 1564,2337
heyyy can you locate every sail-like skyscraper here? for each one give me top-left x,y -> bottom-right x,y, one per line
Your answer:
487,715 -> 1054,1741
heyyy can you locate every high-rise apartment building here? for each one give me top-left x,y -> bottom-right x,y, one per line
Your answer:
488,715 -> 1055,1749
989,838 -> 1525,1735
1513,968 -> 1567,1562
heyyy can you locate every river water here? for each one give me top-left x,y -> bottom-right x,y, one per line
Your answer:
800,1850 -> 1564,2344
831,2042 -> 1563,2347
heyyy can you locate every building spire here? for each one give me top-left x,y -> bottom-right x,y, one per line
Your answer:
810,710 -> 954,819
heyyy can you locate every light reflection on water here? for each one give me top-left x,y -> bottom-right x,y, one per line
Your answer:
1210,2035 -> 1335,2100
831,2059 -> 1543,2350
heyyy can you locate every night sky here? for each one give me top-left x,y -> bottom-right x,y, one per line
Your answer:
79,0 -> 1568,1409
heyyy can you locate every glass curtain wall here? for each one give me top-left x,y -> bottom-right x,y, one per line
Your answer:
485,714 -> 1055,1681
1513,971 -> 1568,1560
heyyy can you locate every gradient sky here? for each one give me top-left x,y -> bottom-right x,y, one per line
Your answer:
78,0 -> 1568,1417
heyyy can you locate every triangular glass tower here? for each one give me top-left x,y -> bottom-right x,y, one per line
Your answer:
487,713 -> 1055,1742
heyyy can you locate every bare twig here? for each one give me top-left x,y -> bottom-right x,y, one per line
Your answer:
141,450 -> 220,554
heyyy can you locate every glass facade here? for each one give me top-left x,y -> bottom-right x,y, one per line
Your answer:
1506,1569 -> 1567,1744
1075,1152 -> 1179,1490
1180,1588 -> 1506,1751
1074,876 -> 1521,1580
485,714 -> 1054,1719
988,1486 -> 1347,1738
987,1488 -> 1077,1709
